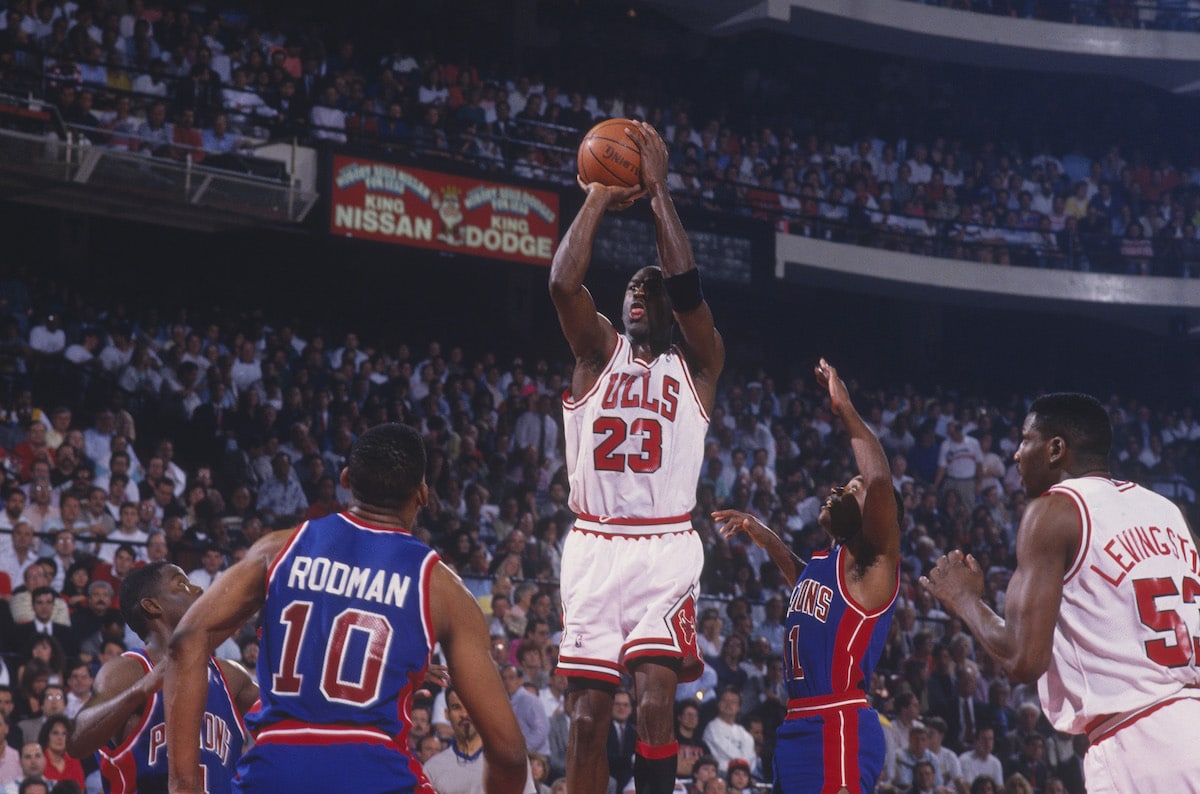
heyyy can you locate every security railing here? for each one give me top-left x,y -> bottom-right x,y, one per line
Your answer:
0,93 -> 317,224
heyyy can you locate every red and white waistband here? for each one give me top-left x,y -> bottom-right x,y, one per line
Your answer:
572,512 -> 693,538
785,692 -> 870,719
1085,687 -> 1200,745
255,720 -> 402,750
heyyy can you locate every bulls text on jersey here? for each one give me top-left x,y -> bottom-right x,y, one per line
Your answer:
599,371 -> 680,421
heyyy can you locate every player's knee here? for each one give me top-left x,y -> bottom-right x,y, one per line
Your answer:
636,688 -> 672,721
569,709 -> 606,747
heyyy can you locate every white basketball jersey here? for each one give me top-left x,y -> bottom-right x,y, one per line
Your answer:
1038,476 -> 1200,733
563,333 -> 709,530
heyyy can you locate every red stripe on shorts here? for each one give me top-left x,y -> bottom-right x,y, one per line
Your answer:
820,708 -> 861,794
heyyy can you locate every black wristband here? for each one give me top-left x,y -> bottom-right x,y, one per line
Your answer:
664,269 -> 703,313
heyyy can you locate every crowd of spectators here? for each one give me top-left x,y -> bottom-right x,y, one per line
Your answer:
909,0 -> 1200,30
0,4 -> 1199,794
3,1 -> 1200,274
0,257 -> 1198,794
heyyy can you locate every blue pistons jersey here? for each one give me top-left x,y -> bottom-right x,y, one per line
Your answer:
241,512 -> 437,793
99,649 -> 246,794
774,545 -> 899,794
784,545 -> 897,700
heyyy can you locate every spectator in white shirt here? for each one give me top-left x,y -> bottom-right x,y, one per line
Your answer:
28,312 -> 65,356
701,688 -> 757,774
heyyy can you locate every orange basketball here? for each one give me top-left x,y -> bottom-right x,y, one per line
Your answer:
577,118 -> 642,188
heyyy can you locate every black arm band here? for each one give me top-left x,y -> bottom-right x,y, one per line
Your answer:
664,269 -> 704,313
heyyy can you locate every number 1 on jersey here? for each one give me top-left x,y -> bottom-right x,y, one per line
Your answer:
786,625 -> 806,681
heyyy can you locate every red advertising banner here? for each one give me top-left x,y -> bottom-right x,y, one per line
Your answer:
330,155 -> 560,266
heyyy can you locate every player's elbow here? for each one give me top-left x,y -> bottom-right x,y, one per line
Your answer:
548,270 -> 577,300
1007,652 -> 1051,685
66,730 -> 93,759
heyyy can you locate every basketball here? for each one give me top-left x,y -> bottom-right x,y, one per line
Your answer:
577,118 -> 642,188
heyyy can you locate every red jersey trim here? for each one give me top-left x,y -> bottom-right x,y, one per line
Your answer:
556,654 -> 624,682
1047,486 -> 1091,584
554,664 -> 623,684
670,344 -> 711,424
255,720 -> 403,749
419,550 -> 439,654
557,654 -> 622,671
1085,691 -> 1200,744
265,521 -> 310,597
101,651 -> 156,759
834,547 -> 900,619
786,693 -> 870,716
576,512 -> 691,526
573,514 -> 693,539
212,660 -> 250,742
562,327 -> 622,411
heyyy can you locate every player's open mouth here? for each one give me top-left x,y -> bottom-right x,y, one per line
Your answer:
630,307 -> 645,320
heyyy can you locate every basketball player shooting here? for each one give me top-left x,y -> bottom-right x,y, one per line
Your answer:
550,119 -> 725,794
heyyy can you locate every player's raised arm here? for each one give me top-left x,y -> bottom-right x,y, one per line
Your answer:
628,121 -> 724,405
921,493 -> 1075,682
816,359 -> 898,560
549,176 -> 639,375
431,562 -> 528,793
167,530 -> 289,794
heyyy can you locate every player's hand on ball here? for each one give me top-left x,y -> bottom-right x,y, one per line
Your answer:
626,122 -> 668,190
577,175 -> 642,211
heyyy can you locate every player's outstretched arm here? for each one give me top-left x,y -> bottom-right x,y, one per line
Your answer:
68,655 -> 161,757
921,494 -> 1075,683
713,509 -> 804,588
628,122 -> 724,401
431,562 -> 528,794
550,178 -> 637,372
166,530 -> 289,794
816,359 -> 898,560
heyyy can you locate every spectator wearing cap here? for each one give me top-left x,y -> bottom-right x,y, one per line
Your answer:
726,758 -> 753,793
